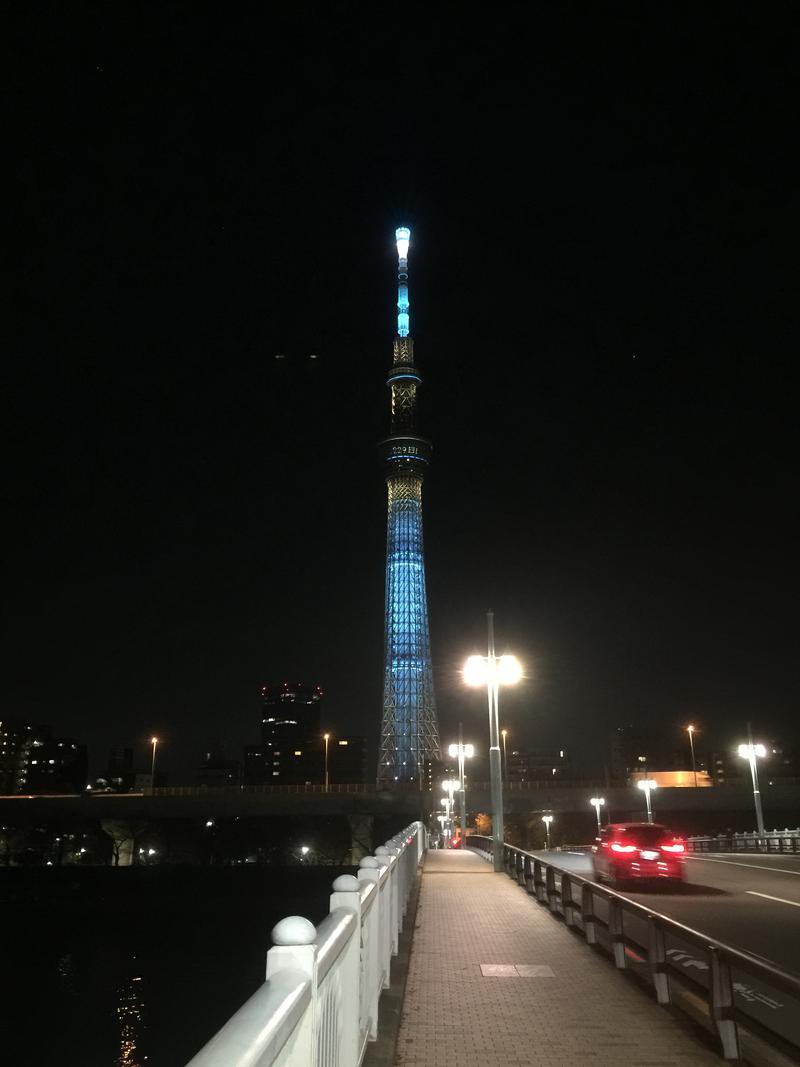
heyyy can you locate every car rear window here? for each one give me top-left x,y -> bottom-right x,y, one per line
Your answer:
618,826 -> 672,846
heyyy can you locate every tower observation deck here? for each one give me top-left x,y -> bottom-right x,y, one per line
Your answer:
377,227 -> 440,783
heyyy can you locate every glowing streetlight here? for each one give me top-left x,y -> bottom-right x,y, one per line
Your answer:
448,730 -> 475,844
501,728 -> 509,779
300,845 -> 310,862
738,738 -> 767,836
590,796 -> 605,833
637,779 -> 657,823
686,725 -> 698,788
542,814 -> 553,850
463,611 -> 522,871
323,733 -> 330,791
441,779 -> 459,842
150,737 -> 159,792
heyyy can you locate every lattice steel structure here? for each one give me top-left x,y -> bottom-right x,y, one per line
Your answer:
377,227 -> 440,783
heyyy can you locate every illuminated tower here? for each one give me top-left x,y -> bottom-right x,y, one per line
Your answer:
377,227 -> 440,783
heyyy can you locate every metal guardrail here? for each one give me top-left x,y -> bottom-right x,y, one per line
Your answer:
687,831 -> 800,855
187,820 -> 426,1066
468,836 -> 800,1064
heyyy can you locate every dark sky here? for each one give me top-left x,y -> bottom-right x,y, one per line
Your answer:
6,5 -> 798,780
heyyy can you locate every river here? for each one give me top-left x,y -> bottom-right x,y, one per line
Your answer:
1,864 -> 349,1066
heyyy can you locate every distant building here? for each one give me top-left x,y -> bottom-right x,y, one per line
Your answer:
507,747 -> 572,783
197,753 -> 241,788
106,747 -> 135,792
25,729 -> 87,794
630,769 -> 713,788
0,718 -> 34,793
327,736 -> 367,785
244,682 -> 325,785
609,725 -> 684,783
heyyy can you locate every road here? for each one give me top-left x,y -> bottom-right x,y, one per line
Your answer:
539,849 -> 800,976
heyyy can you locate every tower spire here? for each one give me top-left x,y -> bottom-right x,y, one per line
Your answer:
377,226 -> 440,784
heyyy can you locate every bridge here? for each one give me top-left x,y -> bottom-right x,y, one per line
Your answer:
181,823 -> 800,1066
3,781 -> 798,870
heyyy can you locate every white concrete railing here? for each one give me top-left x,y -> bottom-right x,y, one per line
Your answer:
186,820 -> 426,1067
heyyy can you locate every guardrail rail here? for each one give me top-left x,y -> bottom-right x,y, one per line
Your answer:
187,820 -> 426,1066
468,835 -> 800,1065
687,830 -> 800,855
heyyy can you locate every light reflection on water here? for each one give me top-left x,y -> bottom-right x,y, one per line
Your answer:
116,962 -> 147,1066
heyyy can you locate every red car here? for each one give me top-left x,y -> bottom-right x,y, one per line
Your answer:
592,822 -> 686,887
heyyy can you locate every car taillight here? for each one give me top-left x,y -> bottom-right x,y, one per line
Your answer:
661,842 -> 685,853
610,842 -> 637,853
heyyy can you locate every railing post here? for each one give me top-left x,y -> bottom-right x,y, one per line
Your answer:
581,884 -> 597,944
378,845 -> 401,954
387,844 -> 403,945
329,875 -> 362,1067
608,897 -> 626,969
266,916 -> 316,1062
523,854 -> 534,894
356,872 -> 381,1039
648,916 -> 671,1005
562,875 -> 577,928
533,859 -> 546,903
359,856 -> 391,990
516,851 -> 526,887
545,865 -> 558,913
709,946 -> 741,1060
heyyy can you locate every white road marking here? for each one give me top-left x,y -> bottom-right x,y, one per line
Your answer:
746,891 -> 800,908
689,856 -> 800,876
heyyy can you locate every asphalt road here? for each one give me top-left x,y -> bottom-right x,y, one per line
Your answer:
538,849 -> 800,976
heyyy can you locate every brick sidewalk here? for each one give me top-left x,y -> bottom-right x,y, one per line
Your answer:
393,849 -> 721,1066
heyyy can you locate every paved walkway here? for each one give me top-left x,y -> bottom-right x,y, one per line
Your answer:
393,849 -> 721,1067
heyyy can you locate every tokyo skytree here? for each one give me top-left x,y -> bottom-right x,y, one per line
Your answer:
377,226 -> 440,783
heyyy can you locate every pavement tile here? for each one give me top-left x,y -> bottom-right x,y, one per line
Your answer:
393,849 -> 722,1066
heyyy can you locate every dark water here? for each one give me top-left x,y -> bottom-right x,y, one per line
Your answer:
0,865 -> 350,1066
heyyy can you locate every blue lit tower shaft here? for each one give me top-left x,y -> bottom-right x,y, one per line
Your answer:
377,227 -> 440,783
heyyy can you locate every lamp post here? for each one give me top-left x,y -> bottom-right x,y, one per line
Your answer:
464,611 -> 522,872
738,738 -> 767,837
542,814 -> 553,850
501,728 -> 509,779
686,725 -> 698,788
323,733 -> 330,791
448,729 -> 474,847
150,737 -> 158,792
439,796 -> 453,845
637,779 -> 657,823
442,778 -> 459,841
590,796 -> 605,833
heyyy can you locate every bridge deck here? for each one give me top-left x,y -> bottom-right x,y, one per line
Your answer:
394,849 -> 720,1066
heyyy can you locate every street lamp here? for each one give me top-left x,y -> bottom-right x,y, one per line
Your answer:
542,814 -> 553,850
439,796 -> 453,844
463,611 -> 522,872
590,796 -> 605,833
448,734 -> 474,845
738,740 -> 767,837
150,737 -> 159,792
501,728 -> 509,779
323,733 -> 330,791
637,779 -> 657,823
686,725 -> 698,788
442,778 -> 459,836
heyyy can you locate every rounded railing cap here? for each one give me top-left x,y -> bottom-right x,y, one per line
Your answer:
375,846 -> 390,855
332,874 -> 360,892
271,916 -> 316,946
359,856 -> 382,869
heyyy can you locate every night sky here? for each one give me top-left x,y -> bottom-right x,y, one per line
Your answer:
6,6 -> 798,781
